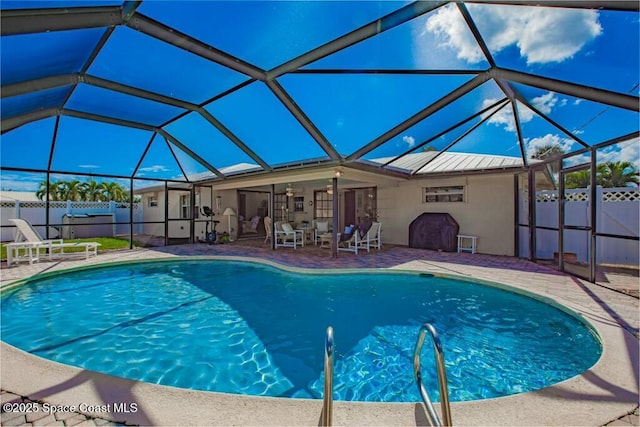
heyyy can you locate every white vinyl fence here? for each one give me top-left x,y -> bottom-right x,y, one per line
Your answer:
0,200 -> 143,242
520,187 -> 639,265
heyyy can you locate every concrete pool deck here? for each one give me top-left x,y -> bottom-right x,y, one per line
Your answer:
1,244 -> 638,426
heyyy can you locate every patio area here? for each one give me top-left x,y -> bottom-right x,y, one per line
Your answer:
1,243 -> 638,426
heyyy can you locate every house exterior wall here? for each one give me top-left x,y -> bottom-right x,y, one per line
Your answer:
142,193 -> 165,237
378,173 -> 515,256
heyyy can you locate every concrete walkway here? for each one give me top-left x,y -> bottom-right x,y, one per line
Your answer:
1,244 -> 638,426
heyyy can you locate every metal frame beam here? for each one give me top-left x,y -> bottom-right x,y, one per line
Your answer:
456,3 -> 496,67
62,108 -> 154,131
512,90 -> 590,149
510,99 -> 528,166
1,108 -> 59,133
125,14 -> 265,80
347,71 -> 492,161
59,109 -> 225,179
383,97 -> 508,167
493,67 -> 640,111
267,1 -> 448,78
266,80 -> 342,161
0,6 -> 123,35
2,73 -> 271,173
196,108 -> 272,171
84,74 -> 195,109
410,101 -> 507,175
1,74 -> 79,98
158,131 -> 225,179
461,0 -> 639,12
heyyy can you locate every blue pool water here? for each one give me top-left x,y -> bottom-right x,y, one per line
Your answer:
1,260 -> 601,402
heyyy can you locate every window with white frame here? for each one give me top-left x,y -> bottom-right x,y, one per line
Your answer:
180,194 -> 190,218
148,196 -> 158,207
314,190 -> 333,218
273,193 -> 288,221
424,185 -> 465,203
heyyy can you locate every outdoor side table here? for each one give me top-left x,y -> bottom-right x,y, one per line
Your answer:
457,235 -> 478,254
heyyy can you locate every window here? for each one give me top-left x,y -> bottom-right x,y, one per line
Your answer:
273,193 -> 288,221
424,186 -> 465,203
148,196 -> 158,207
293,196 -> 304,212
314,190 -> 333,218
180,194 -> 190,218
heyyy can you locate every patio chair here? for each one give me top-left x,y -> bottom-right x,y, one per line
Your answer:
8,218 -> 101,264
241,215 -> 261,234
368,222 -> 382,250
354,220 -> 374,253
337,224 -> 363,254
274,221 -> 303,249
314,220 -> 330,245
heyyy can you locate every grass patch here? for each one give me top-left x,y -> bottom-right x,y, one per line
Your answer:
1,237 -> 137,261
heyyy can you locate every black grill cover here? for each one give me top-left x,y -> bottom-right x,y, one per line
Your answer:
408,213 -> 459,252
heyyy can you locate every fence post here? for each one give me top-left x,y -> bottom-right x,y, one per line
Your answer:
15,200 -> 20,219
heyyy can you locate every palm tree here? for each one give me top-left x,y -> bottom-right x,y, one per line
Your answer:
531,144 -> 565,161
36,180 -> 64,201
57,180 -> 83,201
532,144 -> 566,177
598,161 -> 639,188
79,179 -> 104,201
564,170 -> 592,189
99,181 -> 128,202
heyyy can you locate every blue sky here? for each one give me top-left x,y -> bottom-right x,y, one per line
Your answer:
1,1 -> 638,191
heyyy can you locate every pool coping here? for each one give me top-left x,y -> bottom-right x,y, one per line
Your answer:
2,254 -> 638,426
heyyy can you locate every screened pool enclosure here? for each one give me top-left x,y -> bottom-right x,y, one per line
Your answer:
1,1 -> 638,281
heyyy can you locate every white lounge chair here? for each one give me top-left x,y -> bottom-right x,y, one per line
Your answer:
274,221 -> 303,249
7,218 -> 100,265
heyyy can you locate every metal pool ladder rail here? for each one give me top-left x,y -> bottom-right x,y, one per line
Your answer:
413,323 -> 453,426
322,326 -> 334,426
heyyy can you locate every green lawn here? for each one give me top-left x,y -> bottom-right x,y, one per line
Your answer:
1,237 -> 137,261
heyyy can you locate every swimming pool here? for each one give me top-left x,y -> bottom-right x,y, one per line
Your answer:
1,258 -> 601,403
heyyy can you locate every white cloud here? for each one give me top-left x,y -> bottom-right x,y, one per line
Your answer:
531,92 -> 558,115
79,164 -> 100,169
0,173 -> 42,192
402,135 -> 416,148
563,152 -> 590,167
139,165 -> 170,173
424,4 -> 602,65
526,133 -> 576,159
598,138 -> 640,166
424,4 -> 484,64
482,91 -> 561,133
482,99 -> 518,132
561,138 -> 639,169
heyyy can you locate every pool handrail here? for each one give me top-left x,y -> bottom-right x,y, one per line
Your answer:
413,323 -> 452,426
322,326 -> 334,427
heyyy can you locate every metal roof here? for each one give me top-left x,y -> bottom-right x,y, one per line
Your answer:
371,151 -> 526,174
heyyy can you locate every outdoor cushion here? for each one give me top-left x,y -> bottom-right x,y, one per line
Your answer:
340,225 -> 358,242
358,220 -> 372,239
